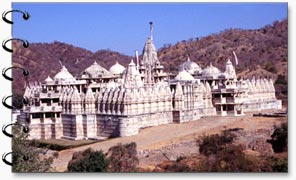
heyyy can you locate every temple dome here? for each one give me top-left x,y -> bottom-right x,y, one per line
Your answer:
81,61 -> 109,78
45,76 -> 53,82
174,69 -> 195,81
202,63 -> 221,76
124,59 -> 143,87
178,57 -> 202,75
109,61 -> 125,75
125,59 -> 140,77
224,59 -> 237,79
54,66 -> 76,82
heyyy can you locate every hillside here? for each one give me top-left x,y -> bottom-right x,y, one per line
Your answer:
159,19 -> 287,72
12,41 -> 132,95
158,19 -> 287,98
12,19 -> 287,97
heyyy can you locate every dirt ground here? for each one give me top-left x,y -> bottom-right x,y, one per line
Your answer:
51,111 -> 287,172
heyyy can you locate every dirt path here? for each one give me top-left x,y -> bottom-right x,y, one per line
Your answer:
51,113 -> 286,172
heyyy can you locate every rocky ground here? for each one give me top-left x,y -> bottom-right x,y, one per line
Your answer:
50,110 -> 287,172
137,127 -> 276,168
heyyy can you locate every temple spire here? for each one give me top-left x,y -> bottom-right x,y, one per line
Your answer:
149,21 -> 153,40
187,54 -> 190,62
135,50 -> 139,70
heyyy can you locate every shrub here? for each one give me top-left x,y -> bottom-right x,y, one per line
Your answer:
107,142 -> 139,172
267,122 -> 288,153
195,130 -> 276,172
162,163 -> 192,172
275,75 -> 287,86
67,148 -> 108,172
215,145 -> 260,172
197,131 -> 236,156
270,156 -> 288,172
196,144 -> 264,172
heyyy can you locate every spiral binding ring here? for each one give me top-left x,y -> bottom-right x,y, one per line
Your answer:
22,96 -> 29,105
2,152 -> 29,166
2,95 -> 29,110
2,38 -> 29,53
2,10 -> 30,24
2,9 -> 31,167
2,123 -> 30,138
2,66 -> 30,81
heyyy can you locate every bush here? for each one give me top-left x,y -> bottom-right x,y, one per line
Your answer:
107,142 -> 139,172
270,156 -> 288,172
275,75 -> 287,86
196,144 -> 265,172
67,148 -> 108,172
215,145 -> 260,172
267,122 -> 288,153
162,163 -> 192,172
196,130 -> 276,172
198,131 -> 236,156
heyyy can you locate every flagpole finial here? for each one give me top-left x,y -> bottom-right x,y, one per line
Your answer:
232,51 -> 238,65
149,21 -> 153,40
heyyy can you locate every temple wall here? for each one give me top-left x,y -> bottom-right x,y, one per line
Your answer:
172,106 -> 216,124
95,111 -> 173,137
27,124 -> 42,139
200,106 -> 217,116
42,124 -> 55,139
138,111 -> 173,128
59,110 -> 174,139
243,100 -> 282,112
82,114 -> 97,138
96,115 -> 121,138
118,117 -> 138,137
174,109 -> 201,123
17,116 -> 62,140
61,114 -> 84,140
54,122 -> 63,139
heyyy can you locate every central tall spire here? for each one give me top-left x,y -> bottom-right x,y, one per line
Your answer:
141,21 -> 159,85
141,21 -> 158,65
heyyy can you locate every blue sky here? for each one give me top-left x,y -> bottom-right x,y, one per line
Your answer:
13,3 -> 287,55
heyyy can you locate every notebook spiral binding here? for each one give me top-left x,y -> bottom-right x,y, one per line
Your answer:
1,10 -> 30,166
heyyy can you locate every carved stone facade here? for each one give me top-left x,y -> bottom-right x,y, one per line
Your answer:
17,22 -> 282,140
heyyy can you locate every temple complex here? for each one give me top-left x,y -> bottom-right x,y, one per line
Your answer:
17,22 -> 282,140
